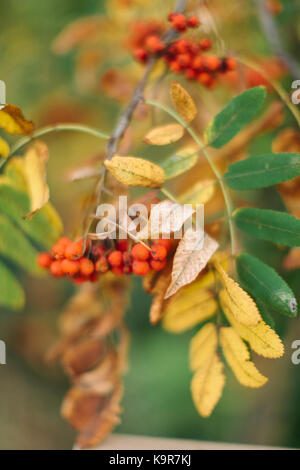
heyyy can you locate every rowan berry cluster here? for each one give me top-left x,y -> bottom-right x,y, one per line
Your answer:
37,237 -> 172,283
131,13 -> 236,88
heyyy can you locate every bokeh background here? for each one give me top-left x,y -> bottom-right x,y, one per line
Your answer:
1,0 -> 300,450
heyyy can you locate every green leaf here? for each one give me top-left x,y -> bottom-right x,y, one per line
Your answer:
0,214 -> 42,275
256,301 -> 275,329
237,253 -> 297,317
204,86 -> 266,148
225,153 -> 300,190
234,207 -> 300,247
161,146 -> 198,179
0,259 -> 25,309
0,183 -> 62,248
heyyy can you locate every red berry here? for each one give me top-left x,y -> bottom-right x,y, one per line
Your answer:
226,57 -> 237,71
51,242 -> 66,260
199,38 -> 212,50
197,71 -> 212,85
122,251 -> 132,266
187,16 -> 199,28
169,60 -> 182,73
116,240 -> 129,252
132,260 -> 151,276
172,14 -> 187,32
123,265 -> 132,275
61,259 -> 80,276
156,239 -> 172,252
65,242 -> 83,260
150,258 -> 167,271
91,243 -> 106,259
95,256 -> 110,273
112,266 -> 123,275
131,243 -> 150,261
38,252 -> 52,269
59,237 -> 71,246
145,35 -> 164,53
192,55 -> 204,70
89,272 -> 99,282
133,47 -> 148,63
79,257 -> 94,276
50,260 -> 64,277
204,56 -> 221,72
108,250 -> 123,267
177,53 -> 191,67
185,68 -> 197,80
175,39 -> 189,54
151,245 -> 167,261
73,275 -> 87,284
168,12 -> 176,22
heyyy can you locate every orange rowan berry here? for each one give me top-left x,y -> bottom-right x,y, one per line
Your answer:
50,260 -> 64,277
177,53 -> 191,67
108,250 -> 123,267
91,243 -> 106,259
192,55 -> 204,70
51,242 -> 66,260
199,38 -> 212,50
187,16 -> 200,28
89,272 -> 99,282
226,57 -> 237,71
116,240 -> 129,252
132,260 -> 151,276
145,35 -> 164,53
151,245 -> 167,261
79,257 -> 94,276
168,12 -> 176,22
65,242 -> 83,260
58,237 -> 71,247
131,243 -> 150,261
197,71 -> 212,85
134,47 -> 148,63
122,251 -> 132,266
204,56 -> 221,72
123,265 -> 133,275
112,266 -> 123,275
95,256 -> 110,273
61,259 -> 80,277
175,39 -> 189,54
38,252 -> 52,269
150,258 -> 167,271
171,14 -> 187,32
169,60 -> 182,73
73,275 -> 87,284
185,68 -> 197,80
156,239 -> 172,252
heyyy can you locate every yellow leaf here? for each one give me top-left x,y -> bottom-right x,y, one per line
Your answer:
0,104 -> 34,135
179,180 -> 216,207
165,228 -> 219,298
215,262 -> 261,326
23,141 -> 50,218
143,124 -> 184,146
190,323 -> 218,371
220,289 -> 284,358
104,156 -> 165,188
191,353 -> 225,418
0,137 -> 10,158
170,81 -> 197,123
163,287 -> 217,333
220,327 -> 268,388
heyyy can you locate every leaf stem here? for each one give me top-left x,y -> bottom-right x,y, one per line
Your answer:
146,99 -> 237,256
0,123 -> 109,171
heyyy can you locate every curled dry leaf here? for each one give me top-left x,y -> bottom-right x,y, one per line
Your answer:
189,323 -> 218,372
0,104 -> 34,135
0,137 -> 10,158
220,289 -> 284,358
61,337 -> 104,377
191,353 -> 225,418
220,327 -> 268,388
137,200 -> 194,240
149,261 -> 173,325
214,261 -> 261,326
163,287 -> 217,333
165,228 -> 219,299
170,81 -> 197,123
143,123 -> 184,146
23,141 -> 50,218
104,155 -> 165,188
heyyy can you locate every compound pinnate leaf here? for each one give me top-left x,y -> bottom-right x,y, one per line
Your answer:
225,153 -> 300,190
191,353 -> 225,418
0,104 -> 34,135
143,123 -> 184,146
220,289 -> 284,358
189,323 -> 218,372
214,262 -> 261,326
24,141 -> 50,218
165,228 -> 219,298
0,259 -> 25,310
170,81 -> 197,123
220,327 -> 268,388
163,287 -> 217,333
237,252 -> 297,317
161,146 -> 198,179
104,155 -> 165,188
234,207 -> 300,247
204,86 -> 266,148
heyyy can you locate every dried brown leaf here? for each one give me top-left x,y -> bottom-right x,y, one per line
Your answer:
0,104 -> 34,135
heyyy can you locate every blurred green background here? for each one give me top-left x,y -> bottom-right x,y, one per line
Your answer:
1,0 -> 300,450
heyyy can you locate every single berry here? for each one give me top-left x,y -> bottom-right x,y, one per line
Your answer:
156,239 -> 172,252
169,60 -> 182,73
171,14 -> 187,32
51,242 -> 66,260
175,39 -> 189,54
133,47 -> 148,63
61,259 -> 80,277
131,243 -> 150,261
204,56 -> 221,72
38,252 -> 52,269
123,265 -> 133,275
151,245 -> 167,261
226,57 -> 237,71
185,68 -> 197,79
187,16 -> 199,28
177,53 -> 191,67
89,272 -> 99,282
79,257 -> 94,276
95,256 -> 110,273
199,38 -> 212,50
192,55 -> 204,70
65,242 -> 83,260
108,250 -> 123,267
59,237 -> 71,246
122,251 -> 132,266
112,266 -> 123,275
50,260 -> 64,277
168,12 -> 176,21
73,275 -> 87,284
116,240 -> 129,252
197,71 -> 212,85
150,258 -> 167,272
91,243 -> 106,260
132,260 -> 151,276
145,35 -> 164,53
